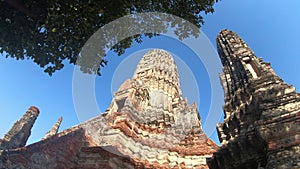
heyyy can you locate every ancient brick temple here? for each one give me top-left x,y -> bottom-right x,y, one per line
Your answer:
1,30 -> 299,169
208,30 -> 300,169
0,49 -> 218,168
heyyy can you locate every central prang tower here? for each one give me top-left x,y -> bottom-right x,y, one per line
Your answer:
114,49 -> 192,130
99,50 -> 218,167
132,49 -> 182,112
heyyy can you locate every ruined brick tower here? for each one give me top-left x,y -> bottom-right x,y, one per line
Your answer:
0,106 -> 39,150
208,30 -> 300,169
0,49 -> 218,168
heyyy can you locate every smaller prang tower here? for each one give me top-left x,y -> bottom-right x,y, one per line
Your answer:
208,29 -> 300,169
0,106 -> 39,149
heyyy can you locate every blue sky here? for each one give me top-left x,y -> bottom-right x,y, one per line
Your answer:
1,1 -> 299,145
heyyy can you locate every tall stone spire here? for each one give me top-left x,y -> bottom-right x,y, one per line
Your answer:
217,29 -> 278,99
0,106 -> 39,149
208,30 -> 300,169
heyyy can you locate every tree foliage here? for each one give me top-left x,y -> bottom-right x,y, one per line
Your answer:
0,0 -> 218,75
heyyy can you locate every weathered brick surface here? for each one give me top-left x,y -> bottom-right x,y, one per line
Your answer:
1,126 -> 88,168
